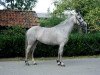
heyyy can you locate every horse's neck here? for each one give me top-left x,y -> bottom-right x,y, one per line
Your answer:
55,16 -> 75,35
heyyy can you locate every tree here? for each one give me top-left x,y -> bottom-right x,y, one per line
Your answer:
0,0 -> 6,7
0,0 -> 37,10
53,0 -> 100,32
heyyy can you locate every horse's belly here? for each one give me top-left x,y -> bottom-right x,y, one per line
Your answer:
37,36 -> 58,45
37,33 -> 59,45
36,28 -> 64,45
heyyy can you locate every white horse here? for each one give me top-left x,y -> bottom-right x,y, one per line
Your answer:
25,11 -> 87,66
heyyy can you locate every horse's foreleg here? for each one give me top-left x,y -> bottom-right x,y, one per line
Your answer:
31,41 -> 38,65
57,43 -> 65,66
57,51 -> 60,65
25,45 -> 32,65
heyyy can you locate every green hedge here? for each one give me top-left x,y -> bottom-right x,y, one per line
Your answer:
0,27 -> 100,58
0,35 -> 25,57
0,26 -> 25,57
39,16 -> 64,27
64,33 -> 100,56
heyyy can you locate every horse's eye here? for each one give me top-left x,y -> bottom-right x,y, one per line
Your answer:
79,18 -> 81,19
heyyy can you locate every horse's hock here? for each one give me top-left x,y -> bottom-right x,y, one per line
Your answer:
0,10 -> 40,28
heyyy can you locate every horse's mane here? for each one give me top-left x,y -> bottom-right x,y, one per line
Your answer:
54,15 -> 74,28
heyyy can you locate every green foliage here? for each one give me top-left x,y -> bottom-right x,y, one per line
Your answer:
39,16 -> 64,27
84,7 -> 100,32
53,0 -> 100,32
1,26 -> 25,35
65,33 -> 100,56
0,26 -> 26,57
1,0 -> 37,10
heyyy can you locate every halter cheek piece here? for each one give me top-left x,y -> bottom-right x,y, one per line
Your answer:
76,16 -> 87,33
76,16 -> 84,27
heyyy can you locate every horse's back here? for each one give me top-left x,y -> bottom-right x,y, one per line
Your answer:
26,26 -> 40,34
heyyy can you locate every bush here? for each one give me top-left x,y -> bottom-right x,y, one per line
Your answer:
0,26 -> 100,58
39,16 -> 64,27
64,33 -> 100,56
0,26 -> 26,57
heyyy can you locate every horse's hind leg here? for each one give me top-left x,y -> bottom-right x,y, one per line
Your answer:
57,43 -> 65,67
31,40 -> 38,65
25,44 -> 32,65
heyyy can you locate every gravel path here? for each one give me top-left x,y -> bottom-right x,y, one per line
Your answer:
0,58 -> 100,75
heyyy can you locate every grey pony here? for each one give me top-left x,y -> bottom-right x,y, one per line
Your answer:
25,11 -> 87,66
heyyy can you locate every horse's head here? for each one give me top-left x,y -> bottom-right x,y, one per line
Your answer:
75,12 -> 87,33
73,11 -> 87,33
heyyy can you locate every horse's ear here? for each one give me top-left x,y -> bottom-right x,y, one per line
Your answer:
75,9 -> 80,15
78,12 -> 81,15
69,11 -> 74,16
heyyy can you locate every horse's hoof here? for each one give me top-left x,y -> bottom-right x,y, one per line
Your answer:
56,60 -> 60,63
33,62 -> 37,65
57,62 -> 61,66
61,64 -> 65,67
60,62 -> 65,67
57,60 -> 61,65
25,61 -> 29,66
25,63 -> 29,66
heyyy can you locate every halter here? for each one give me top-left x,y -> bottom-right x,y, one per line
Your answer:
76,15 -> 84,27
75,14 -> 88,34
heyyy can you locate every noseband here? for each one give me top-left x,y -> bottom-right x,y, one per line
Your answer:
76,16 -> 84,27
76,15 -> 87,33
